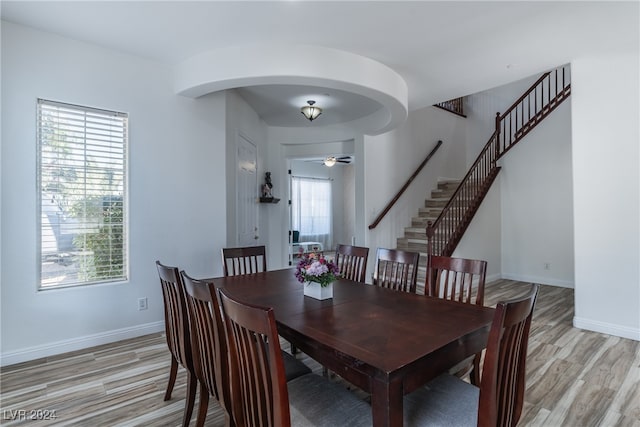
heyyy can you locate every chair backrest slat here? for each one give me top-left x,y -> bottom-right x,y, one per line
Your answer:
335,244 -> 369,283
222,245 -> 267,276
373,248 -> 420,293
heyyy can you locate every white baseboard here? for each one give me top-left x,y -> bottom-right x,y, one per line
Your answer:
492,276 -> 638,341
574,317 -> 640,341
486,273 -> 502,283
501,273 -> 574,288
0,321 -> 165,367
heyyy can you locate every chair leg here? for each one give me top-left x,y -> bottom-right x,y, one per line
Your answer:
182,372 -> 197,427
290,343 -> 297,354
195,383 -> 209,427
470,353 -> 482,386
164,356 -> 178,401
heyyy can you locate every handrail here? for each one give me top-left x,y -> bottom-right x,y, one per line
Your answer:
427,64 -> 571,257
496,64 -> 571,159
501,72 -> 551,119
368,140 -> 443,230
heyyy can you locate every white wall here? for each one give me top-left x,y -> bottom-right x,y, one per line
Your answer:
452,179 -> 502,283
1,22 -> 227,364
341,164 -> 356,246
500,101 -> 574,287
571,53 -> 640,340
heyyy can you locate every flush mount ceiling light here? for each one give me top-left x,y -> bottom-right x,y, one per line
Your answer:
301,100 -> 323,122
323,156 -> 337,167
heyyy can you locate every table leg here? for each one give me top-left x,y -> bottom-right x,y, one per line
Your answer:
371,377 -> 403,427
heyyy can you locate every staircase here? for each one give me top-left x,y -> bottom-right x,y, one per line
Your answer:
395,64 -> 571,292
397,179 -> 460,293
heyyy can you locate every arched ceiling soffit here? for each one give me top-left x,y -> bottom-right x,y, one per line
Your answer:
174,44 -> 408,135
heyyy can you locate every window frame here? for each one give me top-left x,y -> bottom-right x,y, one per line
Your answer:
36,98 -> 129,290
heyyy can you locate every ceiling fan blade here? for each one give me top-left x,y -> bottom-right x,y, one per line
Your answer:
302,156 -> 352,165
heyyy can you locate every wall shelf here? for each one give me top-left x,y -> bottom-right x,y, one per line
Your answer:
259,197 -> 280,204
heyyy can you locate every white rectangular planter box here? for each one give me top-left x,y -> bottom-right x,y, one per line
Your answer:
303,282 -> 333,300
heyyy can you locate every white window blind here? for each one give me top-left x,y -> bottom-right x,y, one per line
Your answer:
38,99 -> 128,289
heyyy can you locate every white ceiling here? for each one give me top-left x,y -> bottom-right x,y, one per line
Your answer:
2,1 -> 637,130
237,84 -> 383,127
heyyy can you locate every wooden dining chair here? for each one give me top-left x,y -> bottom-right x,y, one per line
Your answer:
373,247 -> 420,293
427,255 -> 487,305
335,244 -> 369,283
404,284 -> 539,427
218,288 -> 372,427
221,245 -> 267,276
181,272 -> 312,426
155,261 -> 197,427
180,272 -> 233,427
427,255 -> 488,384
222,245 -> 305,355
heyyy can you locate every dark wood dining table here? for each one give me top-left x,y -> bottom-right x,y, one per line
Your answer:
213,268 -> 495,427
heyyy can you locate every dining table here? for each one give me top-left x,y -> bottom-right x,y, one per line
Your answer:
213,268 -> 495,427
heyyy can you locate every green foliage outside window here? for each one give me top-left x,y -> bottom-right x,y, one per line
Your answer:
73,197 -> 124,281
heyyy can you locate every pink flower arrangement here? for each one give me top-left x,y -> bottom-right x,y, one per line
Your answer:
295,252 -> 339,287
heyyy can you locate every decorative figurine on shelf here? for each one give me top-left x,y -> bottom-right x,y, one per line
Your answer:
259,172 -> 280,203
262,172 -> 273,199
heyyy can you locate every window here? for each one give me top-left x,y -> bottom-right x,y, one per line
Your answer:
291,177 -> 332,249
37,99 -> 128,289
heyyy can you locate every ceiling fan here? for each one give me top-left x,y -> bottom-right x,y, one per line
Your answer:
306,156 -> 353,167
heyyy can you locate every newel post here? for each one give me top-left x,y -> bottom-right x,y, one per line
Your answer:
495,112 -> 501,160
426,221 -> 435,296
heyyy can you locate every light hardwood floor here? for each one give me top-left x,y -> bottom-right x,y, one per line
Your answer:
1,280 -> 638,426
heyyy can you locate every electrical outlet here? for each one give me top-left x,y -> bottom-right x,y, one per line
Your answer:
138,297 -> 148,310
543,263 -> 551,271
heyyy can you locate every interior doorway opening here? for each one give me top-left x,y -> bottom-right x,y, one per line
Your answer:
287,157 -> 355,265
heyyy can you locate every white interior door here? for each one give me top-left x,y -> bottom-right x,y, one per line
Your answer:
236,134 -> 258,246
